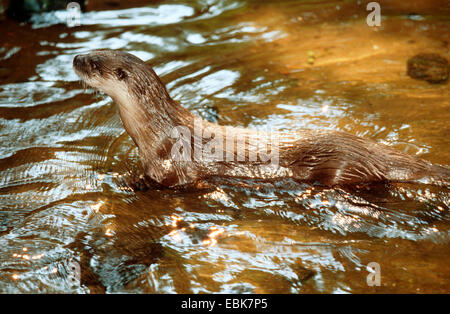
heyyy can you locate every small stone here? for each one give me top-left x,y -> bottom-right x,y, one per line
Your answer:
407,53 -> 449,84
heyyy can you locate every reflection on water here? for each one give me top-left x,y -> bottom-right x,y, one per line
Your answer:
0,0 -> 449,293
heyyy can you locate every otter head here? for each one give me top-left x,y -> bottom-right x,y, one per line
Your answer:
73,49 -> 189,173
73,49 -> 172,108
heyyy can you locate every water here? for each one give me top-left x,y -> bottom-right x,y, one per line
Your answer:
0,0 -> 449,293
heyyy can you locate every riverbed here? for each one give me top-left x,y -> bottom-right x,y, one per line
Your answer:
0,0 -> 449,293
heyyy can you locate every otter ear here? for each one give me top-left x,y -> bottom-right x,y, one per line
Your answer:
114,68 -> 128,80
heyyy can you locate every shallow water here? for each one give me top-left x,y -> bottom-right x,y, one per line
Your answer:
0,0 -> 449,293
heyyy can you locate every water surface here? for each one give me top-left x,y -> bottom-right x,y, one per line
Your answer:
0,0 -> 449,293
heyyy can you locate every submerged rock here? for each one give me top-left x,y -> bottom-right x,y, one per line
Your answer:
407,53 -> 449,84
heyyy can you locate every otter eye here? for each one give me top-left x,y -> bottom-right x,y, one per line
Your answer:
89,60 -> 97,69
115,68 -> 128,80
89,60 -> 103,75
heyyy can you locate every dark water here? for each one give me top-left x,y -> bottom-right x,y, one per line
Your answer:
0,0 -> 449,293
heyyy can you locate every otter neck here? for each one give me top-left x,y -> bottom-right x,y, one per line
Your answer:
113,81 -> 196,164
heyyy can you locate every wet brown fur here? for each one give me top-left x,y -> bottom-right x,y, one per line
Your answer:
73,49 -> 450,189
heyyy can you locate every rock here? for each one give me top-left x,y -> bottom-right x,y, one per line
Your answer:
407,53 -> 449,84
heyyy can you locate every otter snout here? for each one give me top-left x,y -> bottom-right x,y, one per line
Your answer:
73,54 -> 84,68
73,53 -> 91,77
73,53 -> 106,77
73,53 -> 90,69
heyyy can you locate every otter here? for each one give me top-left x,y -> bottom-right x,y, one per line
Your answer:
73,49 -> 449,189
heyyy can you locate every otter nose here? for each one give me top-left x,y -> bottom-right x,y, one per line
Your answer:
73,54 -> 86,68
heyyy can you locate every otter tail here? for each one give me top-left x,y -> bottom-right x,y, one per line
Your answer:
426,163 -> 450,187
371,142 -> 450,187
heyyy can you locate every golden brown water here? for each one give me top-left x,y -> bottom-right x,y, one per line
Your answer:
0,0 -> 449,293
